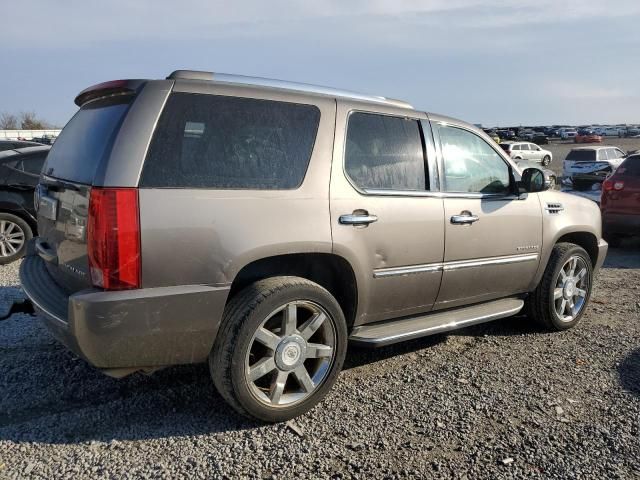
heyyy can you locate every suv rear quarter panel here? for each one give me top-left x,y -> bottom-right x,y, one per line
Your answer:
138,83 -> 337,289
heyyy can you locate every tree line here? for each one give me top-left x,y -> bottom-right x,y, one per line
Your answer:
0,112 -> 55,130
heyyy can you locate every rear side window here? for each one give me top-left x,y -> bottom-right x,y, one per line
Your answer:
140,93 -> 320,189
43,96 -> 131,184
345,112 -> 426,191
566,150 -> 596,162
598,150 -> 609,161
618,156 -> 640,176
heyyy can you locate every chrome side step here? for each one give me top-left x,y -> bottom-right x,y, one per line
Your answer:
349,297 -> 524,347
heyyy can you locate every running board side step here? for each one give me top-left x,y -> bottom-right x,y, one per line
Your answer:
349,298 -> 524,347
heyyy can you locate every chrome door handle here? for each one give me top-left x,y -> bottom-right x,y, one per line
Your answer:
450,214 -> 479,225
339,213 -> 378,226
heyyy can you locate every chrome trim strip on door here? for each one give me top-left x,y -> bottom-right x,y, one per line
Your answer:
373,263 -> 442,278
442,253 -> 539,271
372,253 -> 539,278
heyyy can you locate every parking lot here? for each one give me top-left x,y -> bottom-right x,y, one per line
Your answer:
1,230 -> 639,477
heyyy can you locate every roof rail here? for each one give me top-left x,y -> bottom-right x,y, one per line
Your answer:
166,70 -> 413,109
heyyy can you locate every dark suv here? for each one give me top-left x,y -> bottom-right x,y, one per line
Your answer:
19,71 -> 606,422
0,145 -> 49,263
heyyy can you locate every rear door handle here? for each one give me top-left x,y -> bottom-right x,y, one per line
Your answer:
339,212 -> 378,226
450,213 -> 479,225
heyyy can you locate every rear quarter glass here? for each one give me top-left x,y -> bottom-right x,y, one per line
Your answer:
139,93 -> 321,189
43,96 -> 132,185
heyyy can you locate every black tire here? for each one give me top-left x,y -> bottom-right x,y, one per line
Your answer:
542,155 -> 551,166
527,243 -> 593,331
210,276 -> 348,422
0,212 -> 32,265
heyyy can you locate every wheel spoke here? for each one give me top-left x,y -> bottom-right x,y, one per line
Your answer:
282,303 -> 297,336
270,370 -> 288,404
299,312 -> 327,341
306,343 -> 333,358
0,243 -> 6,256
248,356 -> 276,381
575,288 -> 587,298
4,222 -> 15,234
8,232 -> 24,239
553,288 -> 563,300
293,366 -> 315,393
576,268 -> 587,282
6,243 -> 16,254
254,327 -> 280,350
559,299 -> 567,316
559,268 -> 567,282
0,221 -> 5,234
569,258 -> 577,277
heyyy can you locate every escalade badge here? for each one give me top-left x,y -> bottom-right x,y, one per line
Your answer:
516,245 -> 540,252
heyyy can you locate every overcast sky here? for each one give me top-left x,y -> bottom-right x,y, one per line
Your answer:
2,0 -> 639,127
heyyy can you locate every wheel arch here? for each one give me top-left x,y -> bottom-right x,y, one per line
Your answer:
227,253 -> 359,331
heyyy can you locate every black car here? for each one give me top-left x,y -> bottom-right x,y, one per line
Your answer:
0,146 -> 49,263
0,140 -> 42,152
532,133 -> 549,145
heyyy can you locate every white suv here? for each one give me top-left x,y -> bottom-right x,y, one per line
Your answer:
559,128 -> 578,139
499,141 -> 553,166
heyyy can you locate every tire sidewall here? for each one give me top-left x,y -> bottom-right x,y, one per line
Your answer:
229,281 -> 348,422
0,213 -> 32,265
545,246 -> 593,330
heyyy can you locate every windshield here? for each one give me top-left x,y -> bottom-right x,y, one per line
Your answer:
42,96 -> 132,185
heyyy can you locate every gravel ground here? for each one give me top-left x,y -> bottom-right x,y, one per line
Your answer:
1,243 -> 639,479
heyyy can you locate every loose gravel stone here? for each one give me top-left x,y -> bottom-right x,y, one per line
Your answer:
1,245 -> 640,479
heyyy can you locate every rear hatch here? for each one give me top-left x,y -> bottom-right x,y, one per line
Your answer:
37,93 -> 135,294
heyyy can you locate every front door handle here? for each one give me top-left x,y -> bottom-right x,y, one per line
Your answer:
339,212 -> 378,226
450,212 -> 479,225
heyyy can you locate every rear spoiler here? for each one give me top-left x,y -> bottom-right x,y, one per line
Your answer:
74,79 -> 148,107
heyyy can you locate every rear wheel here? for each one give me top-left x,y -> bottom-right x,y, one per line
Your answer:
210,276 -> 347,422
527,243 -> 593,331
0,213 -> 32,265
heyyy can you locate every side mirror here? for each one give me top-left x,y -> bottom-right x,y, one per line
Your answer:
519,167 -> 549,193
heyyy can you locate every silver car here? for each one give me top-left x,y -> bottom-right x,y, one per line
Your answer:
500,141 -> 553,166
19,70 -> 607,422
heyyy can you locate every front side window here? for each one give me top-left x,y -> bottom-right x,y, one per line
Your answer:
345,112 -> 426,191
141,93 -> 320,189
438,125 -> 511,194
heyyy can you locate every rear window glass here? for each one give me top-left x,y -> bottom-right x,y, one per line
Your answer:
140,93 -> 320,189
618,156 -> 640,176
43,96 -> 131,185
566,150 -> 596,162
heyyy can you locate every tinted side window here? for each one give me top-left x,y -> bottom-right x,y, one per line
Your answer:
512,145 -> 521,151
598,149 -> 609,161
141,93 -> 320,189
345,113 -> 426,191
438,125 -> 510,194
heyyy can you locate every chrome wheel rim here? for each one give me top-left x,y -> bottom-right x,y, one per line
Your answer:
0,220 -> 25,257
245,300 -> 336,407
554,255 -> 590,322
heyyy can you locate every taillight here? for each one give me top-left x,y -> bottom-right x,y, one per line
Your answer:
603,179 -> 624,191
87,188 -> 141,290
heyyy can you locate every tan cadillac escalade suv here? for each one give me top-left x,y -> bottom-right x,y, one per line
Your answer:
19,70 -> 607,422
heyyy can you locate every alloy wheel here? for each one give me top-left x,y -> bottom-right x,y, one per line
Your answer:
554,255 -> 590,322
0,220 -> 25,257
245,300 -> 337,407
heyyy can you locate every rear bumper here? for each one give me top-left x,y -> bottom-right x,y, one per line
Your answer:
603,213 -> 640,235
19,247 -> 230,369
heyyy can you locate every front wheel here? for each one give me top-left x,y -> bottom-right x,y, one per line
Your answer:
210,276 -> 348,422
527,243 -> 593,331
